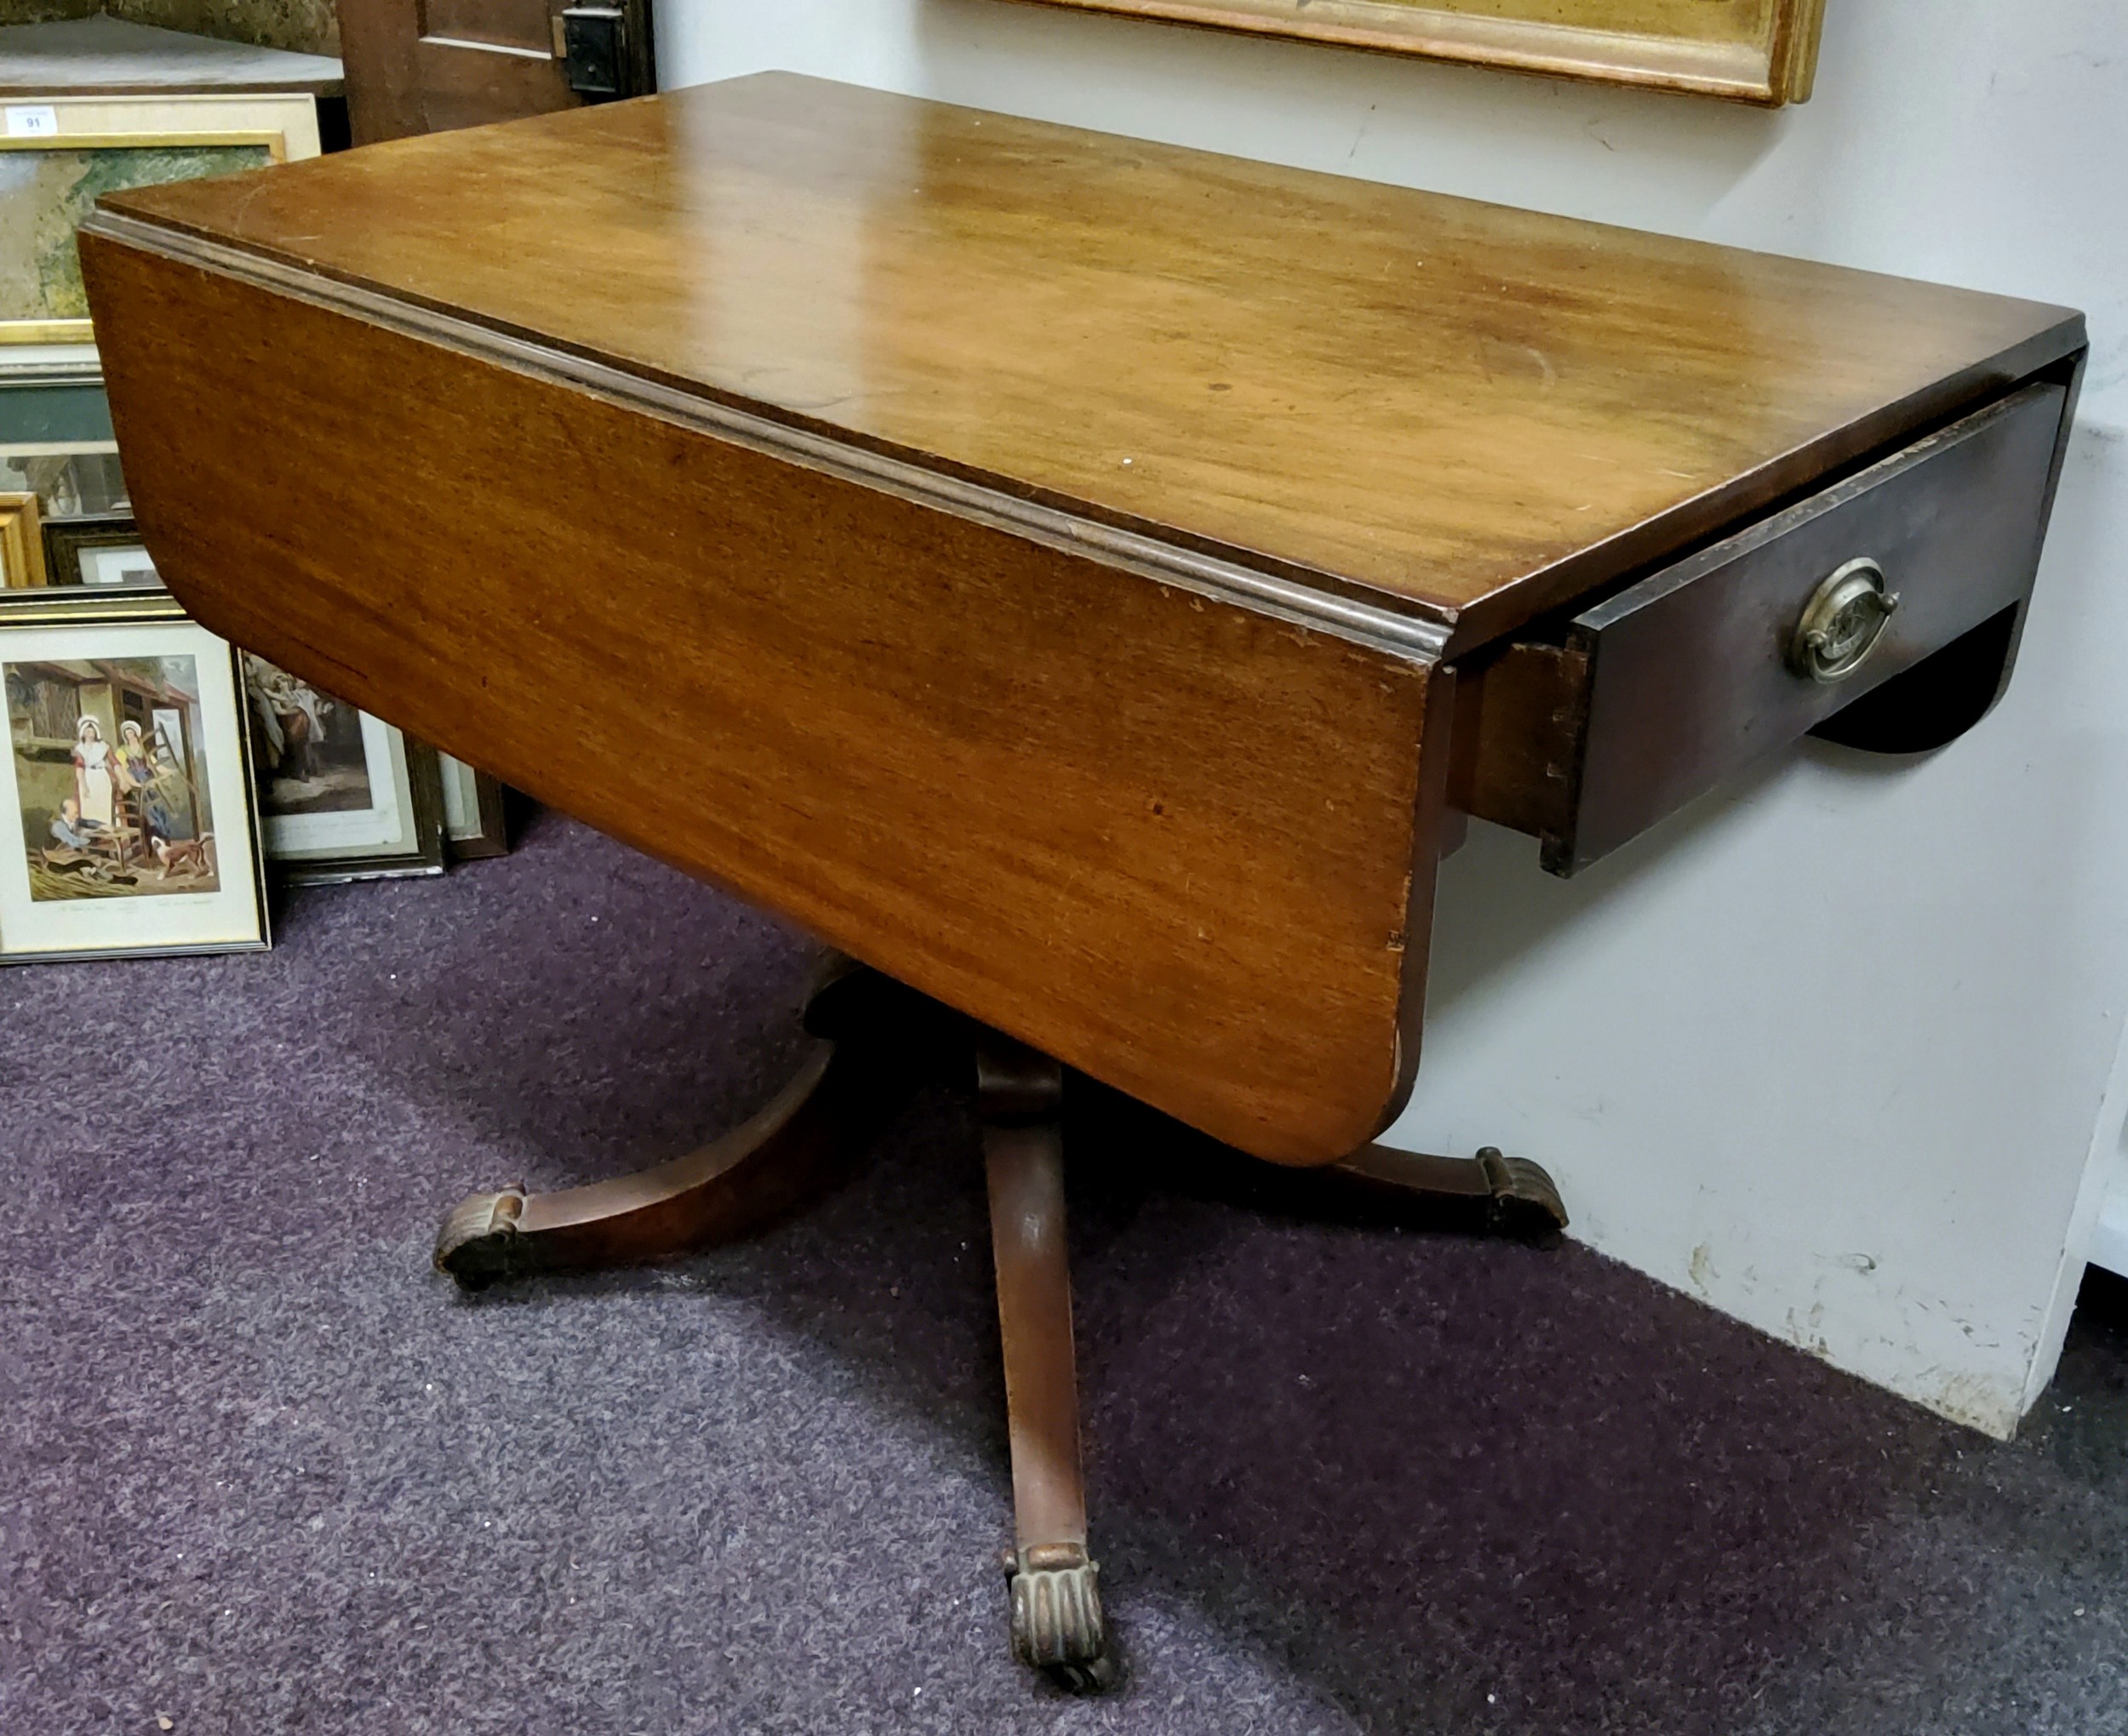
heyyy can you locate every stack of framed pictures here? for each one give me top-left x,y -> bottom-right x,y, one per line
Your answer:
0,392 -> 128,590
0,53 -> 510,964
0,409 -> 511,883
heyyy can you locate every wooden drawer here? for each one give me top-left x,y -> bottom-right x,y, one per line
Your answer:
1458,379 -> 2070,875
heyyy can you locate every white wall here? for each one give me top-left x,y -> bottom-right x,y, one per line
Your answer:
655,0 -> 2128,1436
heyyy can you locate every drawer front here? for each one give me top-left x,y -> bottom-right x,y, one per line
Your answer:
1526,380 -> 2067,873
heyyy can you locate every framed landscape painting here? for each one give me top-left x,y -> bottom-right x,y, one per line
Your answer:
1004,0 -> 1826,104
0,93 -> 322,367
0,588 -> 269,963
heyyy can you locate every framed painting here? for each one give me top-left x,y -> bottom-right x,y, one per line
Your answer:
1,492 -> 46,587
0,93 -> 322,366
240,652 -> 445,883
438,753 -> 511,860
1005,0 -> 1826,105
0,586 -> 270,963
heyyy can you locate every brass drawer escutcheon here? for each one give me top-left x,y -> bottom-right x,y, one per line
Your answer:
1790,557 -> 1900,683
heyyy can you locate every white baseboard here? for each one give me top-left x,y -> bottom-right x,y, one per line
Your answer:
2087,1168 -> 2128,1279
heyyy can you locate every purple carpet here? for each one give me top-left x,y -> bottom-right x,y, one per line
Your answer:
3,811 -> 2124,1734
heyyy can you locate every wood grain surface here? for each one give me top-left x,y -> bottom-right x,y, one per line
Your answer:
94,73 -> 2083,651
79,75 -> 2087,1162
82,234 -> 1443,1164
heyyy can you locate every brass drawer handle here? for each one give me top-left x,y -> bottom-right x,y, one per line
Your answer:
1790,557 -> 1900,683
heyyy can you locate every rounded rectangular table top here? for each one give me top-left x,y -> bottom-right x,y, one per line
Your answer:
98,71 -> 2080,652
77,77 -> 2085,1163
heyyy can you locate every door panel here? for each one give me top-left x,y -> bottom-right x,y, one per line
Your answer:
420,0 -> 556,50
411,29 -> 577,134
337,0 -> 652,144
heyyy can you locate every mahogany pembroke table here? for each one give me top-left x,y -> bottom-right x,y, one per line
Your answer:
80,74 -> 2084,1689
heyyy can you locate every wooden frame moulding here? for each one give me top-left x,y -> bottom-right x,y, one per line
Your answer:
999,0 -> 1826,105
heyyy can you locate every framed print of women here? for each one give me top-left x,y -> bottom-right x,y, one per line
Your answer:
0,587 -> 268,962
242,652 -> 444,883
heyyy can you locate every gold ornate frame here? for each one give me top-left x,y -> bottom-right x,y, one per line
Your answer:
0,94 -> 318,351
0,493 -> 47,587
1004,0 -> 1826,105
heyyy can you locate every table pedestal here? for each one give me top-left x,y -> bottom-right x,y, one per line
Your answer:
433,953 -> 1566,1689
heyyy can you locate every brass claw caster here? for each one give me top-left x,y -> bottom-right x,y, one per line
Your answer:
433,1188 -> 527,1289
1476,1146 -> 1569,1242
1004,1544 -> 1116,1692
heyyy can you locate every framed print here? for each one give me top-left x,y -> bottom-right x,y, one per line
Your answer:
0,440 -> 128,520
1,492 -> 47,587
241,653 -> 445,883
1006,0 -> 1825,105
0,587 -> 269,963
44,520 -> 161,590
0,93 -> 322,366
438,753 -> 511,860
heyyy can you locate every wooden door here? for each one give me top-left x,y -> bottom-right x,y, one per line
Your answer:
336,0 -> 654,144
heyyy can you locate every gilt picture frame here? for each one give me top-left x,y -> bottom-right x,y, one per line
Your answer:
1,491 -> 47,587
1005,0 -> 1825,105
0,93 -> 321,367
0,585 -> 270,964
